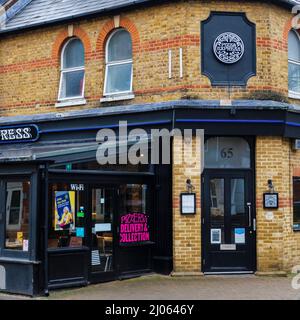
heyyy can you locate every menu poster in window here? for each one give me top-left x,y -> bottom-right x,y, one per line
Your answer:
181,193 -> 196,215
54,191 -> 75,231
119,213 -> 150,245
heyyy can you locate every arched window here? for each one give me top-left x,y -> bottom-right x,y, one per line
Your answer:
58,38 -> 85,100
288,30 -> 300,96
204,137 -> 251,169
104,29 -> 133,96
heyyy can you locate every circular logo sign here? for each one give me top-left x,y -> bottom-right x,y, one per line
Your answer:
213,32 -> 245,64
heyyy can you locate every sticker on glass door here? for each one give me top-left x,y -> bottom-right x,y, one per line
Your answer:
211,229 -> 221,244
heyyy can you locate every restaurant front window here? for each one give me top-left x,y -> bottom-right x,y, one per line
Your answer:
119,184 -> 151,245
48,182 -> 86,249
5,181 -> 30,251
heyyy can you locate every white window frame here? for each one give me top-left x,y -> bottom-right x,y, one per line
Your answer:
103,29 -> 133,97
58,38 -> 85,102
288,30 -> 300,99
6,182 -> 23,231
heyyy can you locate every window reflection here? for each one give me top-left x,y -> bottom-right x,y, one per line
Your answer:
91,188 -> 114,273
210,179 -> 224,225
231,179 -> 246,225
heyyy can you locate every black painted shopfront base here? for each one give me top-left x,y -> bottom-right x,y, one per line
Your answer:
0,258 -> 43,296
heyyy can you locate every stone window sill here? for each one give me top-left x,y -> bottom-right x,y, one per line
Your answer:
100,94 -> 135,103
289,91 -> 300,100
55,98 -> 87,108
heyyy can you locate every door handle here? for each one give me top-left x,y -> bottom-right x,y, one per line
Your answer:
253,218 -> 256,232
247,202 -> 252,228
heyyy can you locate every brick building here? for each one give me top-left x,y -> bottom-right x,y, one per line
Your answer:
0,0 -> 300,296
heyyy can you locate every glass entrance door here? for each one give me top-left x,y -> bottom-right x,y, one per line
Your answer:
203,171 -> 256,273
89,187 -> 116,282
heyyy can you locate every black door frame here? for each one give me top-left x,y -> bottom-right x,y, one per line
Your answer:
201,136 -> 257,273
86,184 -> 118,284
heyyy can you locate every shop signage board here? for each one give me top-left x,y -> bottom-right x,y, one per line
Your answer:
119,212 -> 150,245
213,32 -> 245,64
0,124 -> 39,144
201,11 -> 256,86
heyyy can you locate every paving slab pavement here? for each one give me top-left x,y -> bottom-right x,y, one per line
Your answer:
0,274 -> 300,300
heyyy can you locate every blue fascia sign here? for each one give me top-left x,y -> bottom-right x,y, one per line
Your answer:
0,124 -> 40,144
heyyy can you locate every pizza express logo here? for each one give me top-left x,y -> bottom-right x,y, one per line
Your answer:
213,32 -> 245,64
0,125 -> 39,143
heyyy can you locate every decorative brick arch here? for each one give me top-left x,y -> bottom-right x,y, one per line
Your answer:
96,16 -> 140,57
52,26 -> 92,64
282,16 -> 300,48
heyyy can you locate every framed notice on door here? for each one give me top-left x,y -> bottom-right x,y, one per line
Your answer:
180,193 -> 196,215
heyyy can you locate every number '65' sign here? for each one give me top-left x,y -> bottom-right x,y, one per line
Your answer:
221,148 -> 234,159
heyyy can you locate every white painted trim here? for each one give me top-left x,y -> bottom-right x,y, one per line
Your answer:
168,49 -> 172,79
55,98 -> 87,108
179,47 -> 183,78
100,94 -> 135,103
289,91 -> 300,99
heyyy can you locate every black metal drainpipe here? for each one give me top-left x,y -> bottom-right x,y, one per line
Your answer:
44,163 -> 49,297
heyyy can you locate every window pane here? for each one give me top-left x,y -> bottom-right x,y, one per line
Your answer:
91,188 -> 114,273
205,137 -> 251,169
231,179 -> 247,226
106,63 -> 132,94
289,62 -> 300,93
210,179 -> 224,225
108,29 -> 132,62
288,31 -> 300,62
210,179 -> 225,244
119,185 -> 150,245
60,70 -> 84,99
5,181 -> 30,251
293,178 -> 300,229
63,38 -> 84,68
9,190 -> 21,225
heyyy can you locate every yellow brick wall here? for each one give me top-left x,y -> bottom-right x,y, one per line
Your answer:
172,134 -> 202,273
256,137 -> 300,273
0,0 -> 297,116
